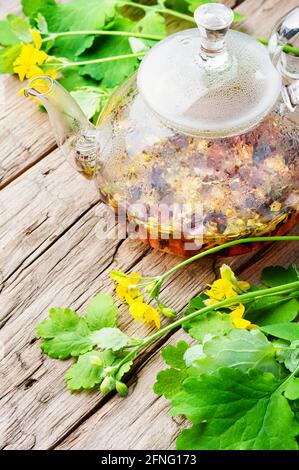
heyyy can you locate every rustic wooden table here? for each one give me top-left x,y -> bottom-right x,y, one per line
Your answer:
1,0 -> 299,451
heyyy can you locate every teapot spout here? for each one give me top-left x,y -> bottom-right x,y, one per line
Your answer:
24,76 -> 98,178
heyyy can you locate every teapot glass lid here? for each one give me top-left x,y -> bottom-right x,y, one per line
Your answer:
138,4 -> 282,137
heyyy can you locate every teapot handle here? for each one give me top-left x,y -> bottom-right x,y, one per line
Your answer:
269,7 -> 299,113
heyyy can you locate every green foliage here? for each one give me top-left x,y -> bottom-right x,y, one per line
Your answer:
78,18 -> 139,87
0,19 -> 22,46
37,308 -> 93,358
35,256 -> 299,449
261,323 -> 299,342
85,293 -> 118,330
21,0 -> 56,17
284,377 -> 299,400
155,265 -> 299,450
173,368 -> 299,450
38,0 -> 118,59
65,350 -> 114,390
90,327 -> 130,351
190,329 -> 282,378
276,339 -> 299,373
0,44 -> 22,73
7,15 -> 32,43
70,87 -> 110,120
247,298 -> 299,326
1,0 -> 246,121
161,340 -> 189,368
185,311 -> 234,341
154,341 -> 189,399
261,264 -> 299,287
36,294 -> 135,392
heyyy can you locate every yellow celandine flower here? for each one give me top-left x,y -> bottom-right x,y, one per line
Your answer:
129,302 -> 161,329
220,264 -> 250,292
31,29 -> 42,50
205,264 -> 250,306
229,304 -> 255,330
205,264 -> 254,329
13,30 -> 58,82
110,270 -> 161,329
110,271 -> 142,303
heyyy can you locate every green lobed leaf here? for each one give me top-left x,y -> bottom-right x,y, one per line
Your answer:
154,368 -> 188,399
7,15 -> 32,43
79,12 -> 167,87
36,307 -> 93,359
190,329 -> 282,378
38,0 -> 117,59
173,368 -> 299,450
36,307 -> 81,338
115,354 -> 136,381
40,320 -> 93,359
78,18 -> 139,87
161,341 -> 189,368
261,264 -> 299,288
154,341 -> 190,399
70,88 -> 107,120
261,323 -> 299,342
245,292 -> 299,326
186,311 -> 234,342
0,14 -> 31,47
276,340 -> 299,373
35,13 -> 48,34
58,69 -> 98,91
0,20 -> 20,46
66,351 -> 104,390
284,377 -> 299,401
1,44 -> 22,73
66,349 -> 115,390
183,345 -> 205,367
85,293 -> 118,330
21,0 -> 56,17
90,327 -> 129,351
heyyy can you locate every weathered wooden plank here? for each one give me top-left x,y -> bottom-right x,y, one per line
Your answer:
0,77 -> 57,189
0,149 -> 99,283
0,0 -> 21,17
237,0 -> 299,37
56,231 -> 299,451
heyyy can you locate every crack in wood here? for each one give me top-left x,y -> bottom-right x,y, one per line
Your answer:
0,143 -> 57,192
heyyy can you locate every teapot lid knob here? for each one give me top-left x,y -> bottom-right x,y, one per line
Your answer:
194,3 -> 234,54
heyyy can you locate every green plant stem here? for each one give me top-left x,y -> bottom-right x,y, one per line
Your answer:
119,1 -> 196,23
43,30 -> 164,42
159,6 -> 196,23
257,38 -> 299,57
159,236 -> 299,283
115,279 -> 299,372
60,52 -> 146,68
276,364 -> 299,394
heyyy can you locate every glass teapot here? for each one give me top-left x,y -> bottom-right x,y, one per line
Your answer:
24,4 -> 299,257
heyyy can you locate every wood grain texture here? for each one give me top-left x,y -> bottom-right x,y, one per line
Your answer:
1,0 -> 299,451
0,149 -> 98,283
237,0 -> 299,36
0,77 -> 57,189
